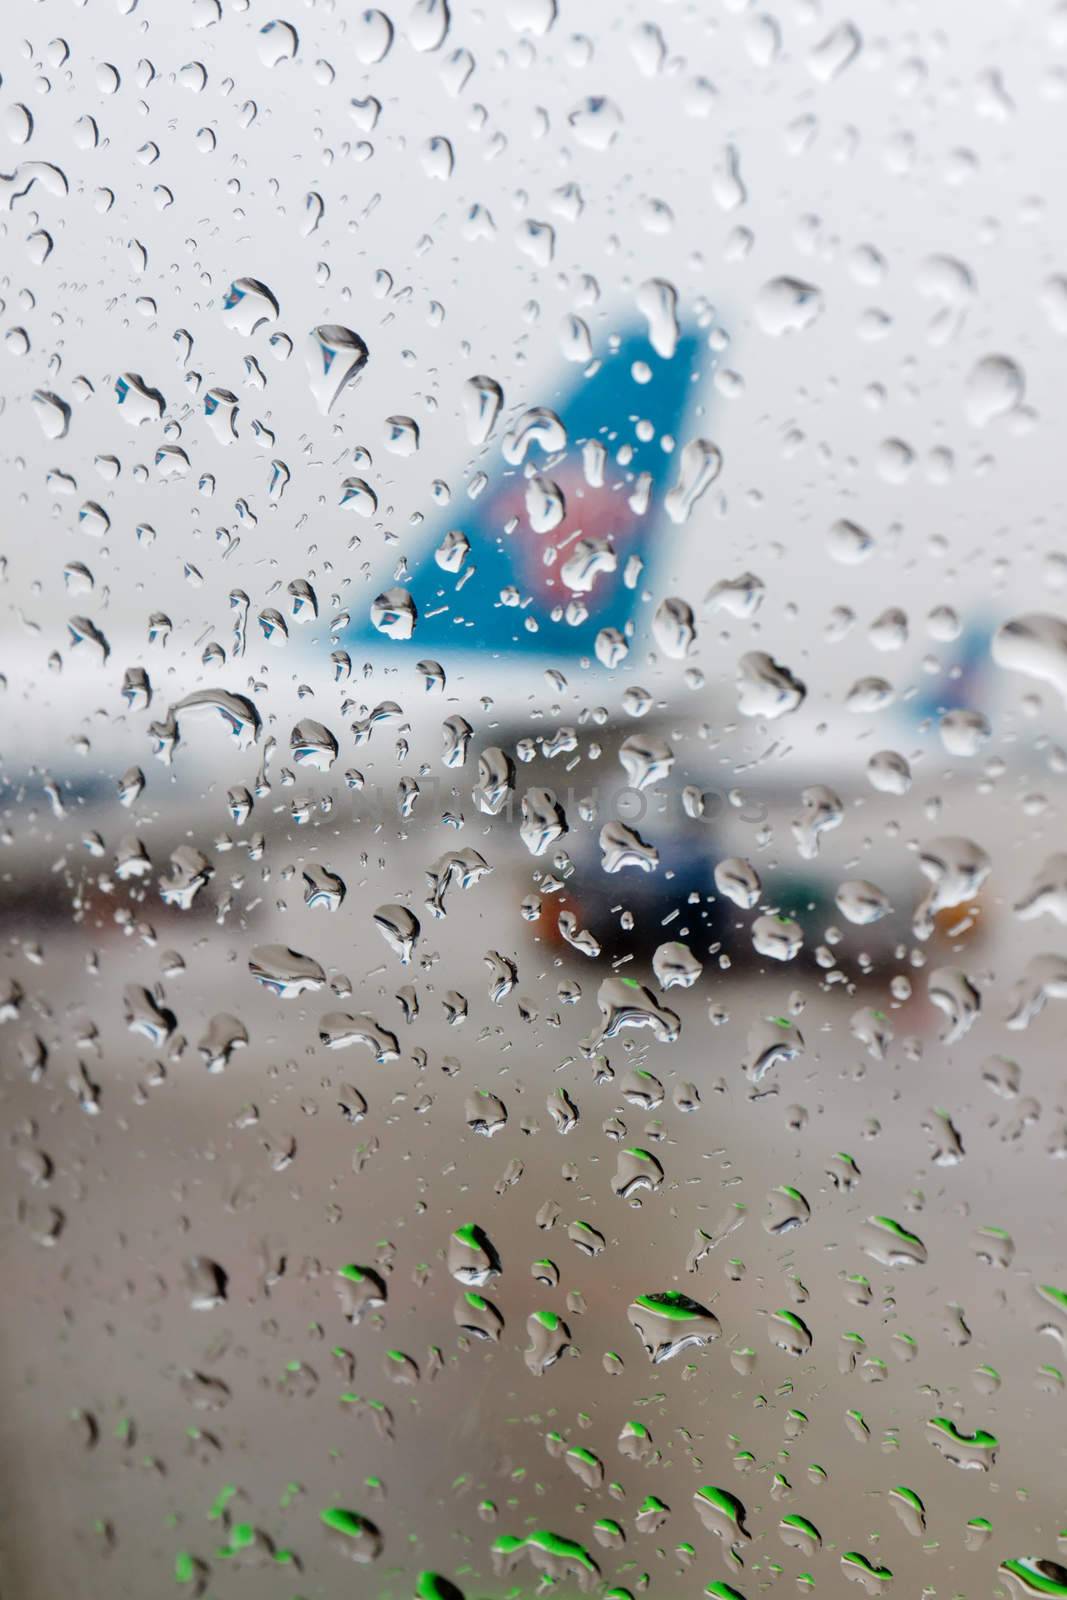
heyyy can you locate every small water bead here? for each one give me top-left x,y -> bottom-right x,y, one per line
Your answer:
706,571 -> 764,617
628,1291 -> 720,1363
318,1012 -> 400,1061
752,914 -> 803,962
940,708 -> 991,756
763,1186 -> 811,1234
828,518 -> 875,564
835,880 -> 892,925
149,689 -> 262,765
755,276 -> 824,335
595,627 -> 628,668
1000,1559 -> 1067,1598
1007,865 -> 1067,944
635,276 -> 680,359
530,1258 -> 558,1288
926,1416 -> 998,1469
1005,953 -> 1067,1029
850,1005 -> 893,1057
965,353 -> 1025,425
351,8 -> 394,63
714,857 -> 762,909
691,1485 -> 751,1550
780,1513 -> 821,1555
248,944 -> 325,997
846,676 -> 895,713
320,1507 -> 383,1563
827,1150 -> 863,1190
31,389 -> 71,439
546,1087 -> 579,1132
447,1223 -> 500,1286
869,607 -> 908,650
586,976 -> 679,1049
336,1084 -> 368,1125
736,651 -> 806,718
923,1107 -> 965,1165
598,821 -> 659,874
618,731 -> 674,790
767,1309 -> 813,1356
115,371 -> 165,426
808,19 -> 862,80
652,941 -> 702,989
159,846 -> 213,909
867,749 -> 911,794
501,406 -> 566,466
826,604 -> 856,641
967,1225 -> 1015,1271
928,965 -> 982,1043
336,1264 -> 387,1324
465,1090 -> 508,1136
414,1575 -> 465,1600
455,1292 -> 504,1342
303,326 -> 369,415
524,1311 -> 572,1375
913,836 -> 991,940
370,588 -> 418,640
612,1146 -> 664,1198
843,1408 -> 871,1443
664,438 -> 722,524
372,904 -> 420,964
859,1215 -> 928,1267
567,95 -> 623,151
520,788 -> 567,856
183,1255 -> 229,1309
290,719 -> 338,770
840,1551 -> 893,1594
565,1445 -> 603,1489
652,596 -> 697,659
744,1016 -> 805,1085
928,604 -> 962,641
420,134 -> 454,180
568,1219 -> 605,1256
993,613 -> 1067,703
221,276 -> 279,335
340,477 -> 378,516
888,1486 -> 926,1536
461,374 -> 503,445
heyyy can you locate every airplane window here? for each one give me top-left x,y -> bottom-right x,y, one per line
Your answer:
2,3 -> 1066,1597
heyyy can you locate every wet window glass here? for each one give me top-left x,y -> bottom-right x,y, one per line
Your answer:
3,2 -> 1067,1598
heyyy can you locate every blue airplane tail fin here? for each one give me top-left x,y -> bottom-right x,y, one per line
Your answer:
343,322 -> 707,663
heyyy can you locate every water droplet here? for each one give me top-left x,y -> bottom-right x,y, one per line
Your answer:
256,19 -> 299,66
628,1291 -> 720,1363
755,277 -> 823,335
462,374 -> 503,444
306,326 -> 368,414
665,439 -> 722,524
966,354 -> 1025,425
568,96 -> 622,151
221,277 -> 279,335
249,944 -> 326,998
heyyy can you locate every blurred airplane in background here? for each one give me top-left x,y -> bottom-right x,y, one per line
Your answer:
1,313 -> 1000,982
0,318 -> 710,922
340,319 -> 708,671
